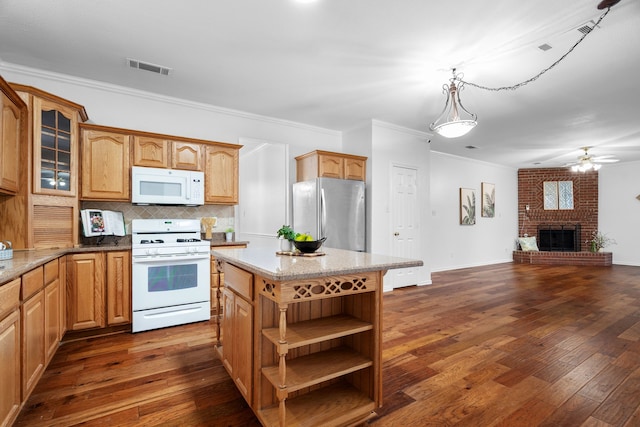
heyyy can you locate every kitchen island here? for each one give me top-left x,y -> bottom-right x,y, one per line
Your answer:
211,247 -> 423,427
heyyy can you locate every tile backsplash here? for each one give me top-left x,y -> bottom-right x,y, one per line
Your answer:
80,202 -> 234,235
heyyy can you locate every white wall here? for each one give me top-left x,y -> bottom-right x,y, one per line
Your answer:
599,160 -> 640,266
0,62 -> 341,163
237,138 -> 290,250
369,120 -> 432,287
429,151 -> 518,272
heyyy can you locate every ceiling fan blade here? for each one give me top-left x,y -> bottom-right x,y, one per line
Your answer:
594,158 -> 620,163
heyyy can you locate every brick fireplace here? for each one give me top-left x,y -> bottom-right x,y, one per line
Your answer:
515,168 -> 609,265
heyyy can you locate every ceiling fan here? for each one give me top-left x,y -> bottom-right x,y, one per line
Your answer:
565,147 -> 619,172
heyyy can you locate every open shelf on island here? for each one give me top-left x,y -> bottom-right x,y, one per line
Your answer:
261,314 -> 373,350
262,346 -> 372,393
257,381 -> 376,427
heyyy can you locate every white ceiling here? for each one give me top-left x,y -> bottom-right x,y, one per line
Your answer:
1,0 -> 638,168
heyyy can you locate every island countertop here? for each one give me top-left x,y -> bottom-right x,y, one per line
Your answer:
211,246 -> 423,281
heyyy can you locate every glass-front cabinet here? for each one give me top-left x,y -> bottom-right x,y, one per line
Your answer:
33,97 -> 78,196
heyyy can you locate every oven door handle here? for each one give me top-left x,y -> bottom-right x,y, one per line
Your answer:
132,254 -> 210,263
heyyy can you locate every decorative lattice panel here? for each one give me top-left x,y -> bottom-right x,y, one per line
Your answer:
260,273 -> 378,303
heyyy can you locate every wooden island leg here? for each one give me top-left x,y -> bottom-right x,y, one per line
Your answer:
278,303 -> 288,426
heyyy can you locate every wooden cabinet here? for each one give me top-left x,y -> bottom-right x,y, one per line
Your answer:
0,278 -> 21,427
80,125 -> 131,201
1,84 -> 87,250
66,253 -> 105,330
133,135 -> 170,168
21,274 -> 45,399
133,136 -> 203,171
204,145 -> 239,204
216,259 -> 382,426
220,288 -> 253,402
67,251 -> 131,331
58,256 -> 67,339
0,258 -> 65,425
44,259 -> 61,363
0,76 -> 26,195
296,150 -> 367,182
218,263 -> 253,403
133,136 -> 240,203
106,251 -> 131,326
172,141 -> 202,170
32,97 -> 83,197
210,245 -> 246,316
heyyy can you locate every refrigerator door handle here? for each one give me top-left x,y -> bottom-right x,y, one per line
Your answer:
320,188 -> 326,238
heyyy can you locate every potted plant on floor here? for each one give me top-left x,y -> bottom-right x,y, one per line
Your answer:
276,225 -> 296,252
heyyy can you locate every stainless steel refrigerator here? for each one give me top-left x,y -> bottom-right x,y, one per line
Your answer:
293,177 -> 365,251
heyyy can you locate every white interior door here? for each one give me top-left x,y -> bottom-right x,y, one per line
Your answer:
389,165 -> 419,290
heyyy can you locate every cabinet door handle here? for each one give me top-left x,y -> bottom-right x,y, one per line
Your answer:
393,232 -> 400,236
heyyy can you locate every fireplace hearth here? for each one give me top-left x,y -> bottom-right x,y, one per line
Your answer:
538,224 -> 581,252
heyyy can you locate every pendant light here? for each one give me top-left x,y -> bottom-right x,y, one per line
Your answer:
429,69 -> 477,138
429,1 -> 619,139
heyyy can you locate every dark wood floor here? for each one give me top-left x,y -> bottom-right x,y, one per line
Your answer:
14,263 -> 640,426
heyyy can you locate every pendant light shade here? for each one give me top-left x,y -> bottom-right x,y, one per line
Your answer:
429,73 -> 477,138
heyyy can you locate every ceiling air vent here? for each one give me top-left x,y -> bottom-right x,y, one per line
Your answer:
538,43 -> 553,52
576,20 -> 596,35
127,58 -> 171,76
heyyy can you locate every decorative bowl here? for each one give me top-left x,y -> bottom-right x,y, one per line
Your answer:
293,237 -> 326,254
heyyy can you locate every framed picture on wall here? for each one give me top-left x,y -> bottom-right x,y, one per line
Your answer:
481,182 -> 495,218
460,188 -> 476,225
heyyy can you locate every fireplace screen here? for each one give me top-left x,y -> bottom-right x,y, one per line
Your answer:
538,224 -> 581,252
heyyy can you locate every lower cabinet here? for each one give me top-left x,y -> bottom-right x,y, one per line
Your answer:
106,251 -> 131,325
0,279 -> 21,427
21,266 -> 45,401
220,284 -> 253,403
44,277 -> 60,363
2,251 -> 127,427
217,260 -> 382,427
43,258 -> 61,364
67,253 -> 106,330
67,251 -> 131,331
21,288 -> 45,400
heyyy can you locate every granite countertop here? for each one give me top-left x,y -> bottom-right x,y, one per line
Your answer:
0,240 -> 249,286
211,246 -> 423,281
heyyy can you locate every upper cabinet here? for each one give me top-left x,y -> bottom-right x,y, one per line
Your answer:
10,84 -> 87,197
204,145 -> 239,205
296,150 -> 367,182
80,124 -> 130,201
172,141 -> 202,171
0,76 -> 27,195
1,84 -> 87,250
133,136 -> 170,168
133,136 -> 203,171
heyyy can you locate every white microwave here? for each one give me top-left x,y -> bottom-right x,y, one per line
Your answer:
131,166 -> 205,206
